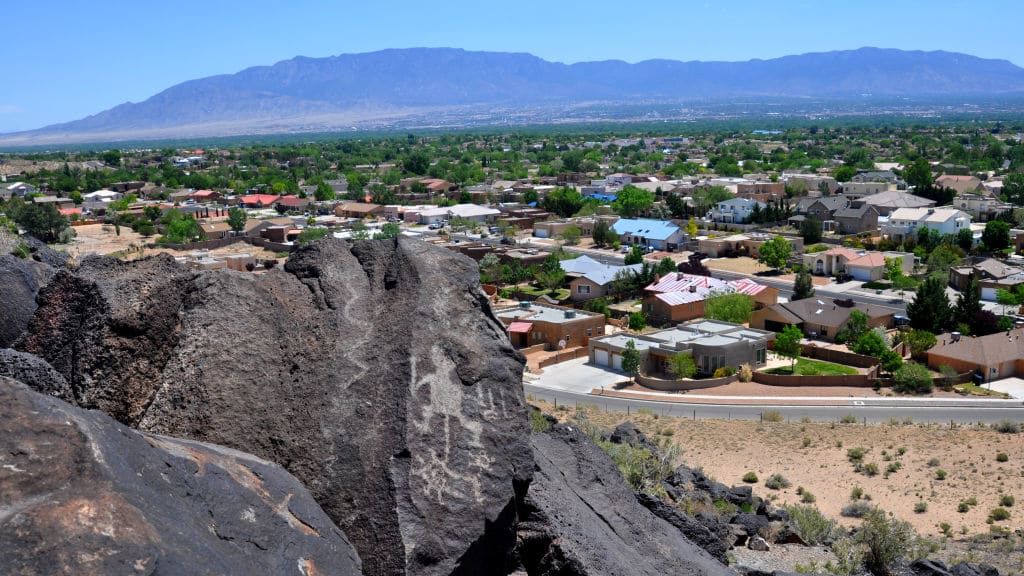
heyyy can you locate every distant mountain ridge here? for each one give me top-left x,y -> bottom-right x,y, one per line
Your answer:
11,47 -> 1024,144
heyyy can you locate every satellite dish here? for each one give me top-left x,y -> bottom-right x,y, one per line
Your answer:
558,339 -> 566,349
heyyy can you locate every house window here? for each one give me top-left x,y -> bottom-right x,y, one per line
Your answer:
578,284 -> 590,294
586,328 -> 592,336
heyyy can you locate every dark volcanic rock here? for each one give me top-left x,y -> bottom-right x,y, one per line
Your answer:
607,421 -> 658,452
0,376 -> 361,575
18,237 -> 533,576
636,492 -> 732,562
951,562 -> 1000,576
0,348 -> 70,397
518,423 -> 731,576
0,254 -> 57,347
912,559 -> 954,575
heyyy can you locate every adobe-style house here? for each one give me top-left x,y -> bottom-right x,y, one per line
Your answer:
334,202 -> 384,219
697,233 -> 804,259
934,175 -> 984,195
588,320 -> 774,375
749,298 -> 899,341
642,273 -> 777,325
494,302 -> 605,350
560,255 -> 643,302
189,189 -> 221,203
198,221 -> 233,240
802,247 -> 913,281
927,329 -> 1024,382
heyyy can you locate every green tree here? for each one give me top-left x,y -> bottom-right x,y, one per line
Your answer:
402,151 -> 431,175
11,202 -> 68,243
904,330 -> 937,360
927,244 -> 962,280
686,217 -> 699,238
592,219 -> 615,247
704,292 -> 754,324
792,266 -> 815,301
558,225 -> 582,246
982,219 -> 1010,251
757,236 -> 792,271
903,158 -> 933,192
956,228 -> 974,252
624,244 -> 644,265
315,181 -> 336,201
161,217 -> 205,244
628,311 -> 647,331
620,339 -> 641,376
906,276 -> 952,333
374,222 -> 401,239
479,253 -> 501,285
542,187 -> 585,217
668,352 -> 697,379
954,276 -> 983,329
297,227 -> 329,245
851,329 -> 888,357
800,217 -> 822,244
893,362 -> 933,394
833,165 -> 856,182
774,325 -> 803,372
836,310 -> 871,344
535,266 -> 566,293
227,207 -> 247,233
655,257 -> 676,276
1002,173 -> 1024,205
612,185 -> 655,218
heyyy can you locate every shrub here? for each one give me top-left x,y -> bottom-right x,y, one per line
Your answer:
840,414 -> 858,424
993,420 -> 1020,434
935,469 -> 947,480
939,522 -> 952,537
913,501 -> 928,514
742,471 -> 759,483
841,500 -> 874,518
999,494 -> 1015,507
863,462 -> 880,477
784,504 -> 836,545
737,363 -> 753,382
596,437 -> 678,496
988,507 -> 1011,522
926,458 -> 940,467
765,473 -> 791,490
847,447 -> 866,462
850,486 -> 864,501
958,502 -> 970,513
857,509 -> 918,576
762,410 -> 783,423
964,497 -> 978,506
801,490 -> 817,503
713,365 -> 736,378
885,462 -> 901,475
801,437 -> 812,448
529,409 -> 551,433
893,362 -> 933,394
996,452 -> 1009,462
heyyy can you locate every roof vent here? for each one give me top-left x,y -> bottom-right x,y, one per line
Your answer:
951,331 -> 961,342
519,301 -> 532,309
564,310 -> 576,319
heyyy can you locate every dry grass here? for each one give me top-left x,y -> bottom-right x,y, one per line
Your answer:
534,400 -> 1024,537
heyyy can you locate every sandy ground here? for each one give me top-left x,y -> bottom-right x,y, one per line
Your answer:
68,223 -> 282,262
706,256 -> 830,286
535,400 -> 1024,537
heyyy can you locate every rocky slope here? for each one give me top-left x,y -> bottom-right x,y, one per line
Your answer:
0,233 -> 66,347
16,237 -> 533,576
0,375 -> 361,575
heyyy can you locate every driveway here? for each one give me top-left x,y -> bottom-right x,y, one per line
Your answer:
987,377 -> 1024,399
526,357 -> 631,394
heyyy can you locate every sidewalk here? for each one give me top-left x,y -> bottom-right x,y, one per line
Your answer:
590,387 -> 1024,408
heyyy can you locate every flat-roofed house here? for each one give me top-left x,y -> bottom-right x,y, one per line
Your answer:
494,302 -> 605,350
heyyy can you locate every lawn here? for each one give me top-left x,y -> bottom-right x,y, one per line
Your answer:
512,284 -> 570,301
765,357 -> 858,376
954,383 -> 1010,398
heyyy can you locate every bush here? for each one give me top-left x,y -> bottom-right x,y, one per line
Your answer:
926,458 -> 940,467
713,365 -> 736,378
988,507 -> 1011,522
784,504 -> 836,545
529,409 -> 551,433
993,420 -> 1020,434
762,410 -> 783,423
850,486 -> 864,501
935,469 -> 947,480
801,490 -> 816,504
893,362 -> 933,394
857,509 -> 918,576
999,494 -> 1015,507
913,501 -> 928,514
847,447 -> 866,462
737,363 -> 753,382
742,471 -> 759,483
596,437 -> 678,496
765,473 -> 791,490
996,452 -> 1008,462
841,500 -> 874,518
863,462 -> 880,477
958,502 -> 971,513
840,414 -> 858,424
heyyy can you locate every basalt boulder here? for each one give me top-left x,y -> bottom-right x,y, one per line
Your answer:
0,348 -> 70,398
17,237 -> 533,576
517,423 -> 731,576
0,375 -> 361,576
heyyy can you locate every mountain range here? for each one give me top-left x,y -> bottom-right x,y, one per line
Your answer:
10,47 -> 1024,145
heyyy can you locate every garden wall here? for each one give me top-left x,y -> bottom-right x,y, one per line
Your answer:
536,347 -> 589,369
801,345 -> 879,369
636,373 -> 737,391
751,371 -> 873,387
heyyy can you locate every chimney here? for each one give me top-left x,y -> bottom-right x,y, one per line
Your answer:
689,285 -> 697,293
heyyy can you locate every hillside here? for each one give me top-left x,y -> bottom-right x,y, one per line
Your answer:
9,46 -> 1024,144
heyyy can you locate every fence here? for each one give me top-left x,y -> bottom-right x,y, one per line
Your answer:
536,347 -> 589,369
150,236 -> 292,254
752,371 -> 873,387
635,373 -> 737,391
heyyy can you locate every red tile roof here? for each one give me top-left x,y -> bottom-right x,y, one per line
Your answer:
507,322 -> 533,333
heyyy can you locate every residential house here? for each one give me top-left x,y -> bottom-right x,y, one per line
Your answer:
708,197 -> 764,223
948,258 -> 1024,300
832,204 -> 880,234
198,221 -> 233,240
926,329 -> 1024,382
642,273 -> 778,325
189,189 -> 221,203
31,195 -> 75,209
749,298 -> 899,340
859,191 -> 935,216
495,302 -> 605,350
803,247 -> 914,281
81,189 -> 122,203
841,182 -> 889,196
853,170 -> 903,186
935,175 -> 984,195
3,181 -> 37,199
169,190 -> 193,204
239,194 -> 281,209
611,218 -> 685,251
334,202 -> 384,219
588,319 -> 774,374
533,216 -> 619,239
953,193 -> 1013,222
736,181 -> 785,202
697,233 -> 803,258
560,255 -> 643,302
881,207 -> 971,240
418,203 -> 500,225
325,177 -> 348,194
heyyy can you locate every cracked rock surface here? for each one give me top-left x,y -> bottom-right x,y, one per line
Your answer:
0,375 -> 361,576
16,237 -> 533,576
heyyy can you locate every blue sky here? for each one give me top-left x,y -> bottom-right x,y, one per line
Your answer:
4,0 -> 1021,132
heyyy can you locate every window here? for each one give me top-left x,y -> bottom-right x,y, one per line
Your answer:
578,284 -> 590,294
586,328 -> 592,336
564,334 -> 570,343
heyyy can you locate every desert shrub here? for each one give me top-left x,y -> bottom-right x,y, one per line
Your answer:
765,473 -> 791,490
713,499 -> 738,516
863,462 -> 880,477
892,361 -> 933,394
964,497 -> 977,506
530,409 -> 551,433
840,414 -> 858,424
847,447 -> 866,462
939,522 -> 952,537
926,458 -> 940,467
958,502 -> 970,513
841,500 -> 874,518
885,462 -> 901,475
999,494 -> 1015,507
988,507 -> 1011,521
850,486 -> 864,501
828,537 -> 865,576
801,490 -> 817,503
996,452 -> 1008,462
857,509 -> 918,576
993,420 -> 1020,434
935,469 -> 947,480
762,410 -> 783,423
737,363 -> 753,382
784,504 -> 836,545
913,501 -> 928,514
596,436 -> 678,496
742,471 -> 759,483
802,437 -> 812,448
712,365 -> 736,378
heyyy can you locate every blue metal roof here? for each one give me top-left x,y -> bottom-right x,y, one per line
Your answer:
611,218 -> 681,241
588,193 -> 618,202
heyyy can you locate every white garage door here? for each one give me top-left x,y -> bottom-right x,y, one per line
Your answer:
594,349 -> 610,367
612,354 -> 623,371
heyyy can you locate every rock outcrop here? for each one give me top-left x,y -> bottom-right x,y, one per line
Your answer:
517,423 -> 732,576
0,256 -> 55,348
16,237 -> 533,576
0,348 -> 70,398
0,375 -> 361,575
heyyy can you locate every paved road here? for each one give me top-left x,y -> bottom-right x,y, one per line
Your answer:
523,384 -> 1024,424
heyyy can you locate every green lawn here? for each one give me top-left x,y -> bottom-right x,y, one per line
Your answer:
514,284 -> 570,301
766,357 -> 858,376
